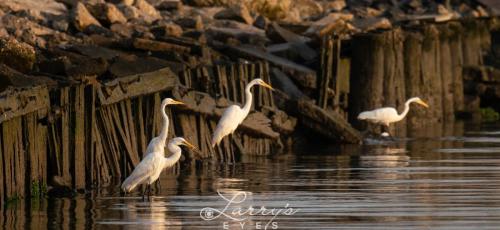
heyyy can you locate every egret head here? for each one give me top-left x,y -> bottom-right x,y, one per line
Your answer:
170,137 -> 197,151
161,98 -> 184,107
254,78 -> 274,91
412,97 -> 429,108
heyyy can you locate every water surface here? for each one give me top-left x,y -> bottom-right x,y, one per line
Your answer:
3,122 -> 500,229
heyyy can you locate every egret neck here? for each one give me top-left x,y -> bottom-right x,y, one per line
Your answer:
397,98 -> 420,122
242,80 -> 258,117
158,102 -> 169,147
164,140 -> 182,168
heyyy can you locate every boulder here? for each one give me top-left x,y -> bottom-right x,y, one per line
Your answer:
88,3 -> 128,25
134,0 -> 161,22
72,2 -> 102,31
108,0 -> 134,6
0,38 -> 36,73
117,4 -> 140,20
157,0 -> 183,11
214,4 -> 254,24
289,0 -> 323,20
323,0 -> 346,12
110,23 -> 134,37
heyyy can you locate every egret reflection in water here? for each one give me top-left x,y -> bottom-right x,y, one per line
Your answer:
2,122 -> 500,229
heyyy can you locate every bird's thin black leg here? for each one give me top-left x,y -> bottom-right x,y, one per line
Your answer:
148,184 -> 152,199
142,185 -> 146,201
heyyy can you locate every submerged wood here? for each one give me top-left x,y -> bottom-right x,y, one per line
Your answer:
297,99 -> 362,144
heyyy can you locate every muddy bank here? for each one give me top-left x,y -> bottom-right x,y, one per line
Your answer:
0,0 -> 499,203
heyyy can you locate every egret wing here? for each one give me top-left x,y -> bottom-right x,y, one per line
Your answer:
121,156 -> 155,192
211,105 -> 243,147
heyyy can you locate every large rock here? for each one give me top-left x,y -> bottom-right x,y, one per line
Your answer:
134,0 -> 161,22
157,0 -> 184,11
214,4 -> 254,24
72,2 -> 102,31
108,0 -> 134,6
117,4 -> 140,20
87,3 -> 128,25
289,0 -> 323,20
0,38 -> 36,73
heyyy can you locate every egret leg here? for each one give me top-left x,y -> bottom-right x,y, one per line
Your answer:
148,184 -> 152,198
155,180 -> 161,193
142,185 -> 146,201
382,125 -> 392,136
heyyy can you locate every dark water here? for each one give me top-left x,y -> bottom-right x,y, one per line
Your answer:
3,122 -> 500,229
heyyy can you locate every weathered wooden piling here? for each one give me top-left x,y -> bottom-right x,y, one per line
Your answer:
349,31 -> 386,132
0,59 -> 291,201
349,21 -> 489,136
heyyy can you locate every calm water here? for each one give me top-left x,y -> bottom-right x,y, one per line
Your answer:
3,122 -> 500,229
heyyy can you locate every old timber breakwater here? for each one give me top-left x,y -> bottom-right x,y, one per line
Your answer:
0,0 -> 499,204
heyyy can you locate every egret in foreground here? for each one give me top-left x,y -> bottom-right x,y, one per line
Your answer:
357,97 -> 429,135
121,137 -> 197,198
145,98 -> 184,155
211,78 -> 274,147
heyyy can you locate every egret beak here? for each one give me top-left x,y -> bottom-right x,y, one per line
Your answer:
417,100 -> 429,108
171,100 -> 185,105
182,140 -> 197,151
260,82 -> 274,91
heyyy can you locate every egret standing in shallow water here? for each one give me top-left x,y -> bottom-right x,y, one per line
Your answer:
211,78 -> 274,147
357,97 -> 429,135
144,98 -> 184,156
121,137 -> 197,197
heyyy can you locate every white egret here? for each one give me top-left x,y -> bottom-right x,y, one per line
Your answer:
357,97 -> 429,134
121,137 -> 197,197
144,98 -> 184,156
211,78 -> 274,147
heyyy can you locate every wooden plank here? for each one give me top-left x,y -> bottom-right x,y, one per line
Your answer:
60,87 -> 71,185
97,67 -> 178,105
85,84 -> 96,188
73,84 -> 86,189
14,117 -> 25,198
270,22 -> 317,61
318,36 -> 334,109
37,109 -> 48,191
23,113 -> 38,196
226,44 -> 317,89
0,86 -> 49,123
2,121 -> 15,200
132,38 -> 191,53
0,124 -> 3,203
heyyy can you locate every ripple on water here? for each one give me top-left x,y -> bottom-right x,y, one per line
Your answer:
4,122 -> 500,229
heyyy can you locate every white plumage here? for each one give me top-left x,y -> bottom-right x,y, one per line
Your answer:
121,137 -> 196,194
211,78 -> 274,147
357,97 -> 429,131
144,98 -> 184,156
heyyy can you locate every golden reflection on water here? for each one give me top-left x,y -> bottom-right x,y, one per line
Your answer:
2,121 -> 500,229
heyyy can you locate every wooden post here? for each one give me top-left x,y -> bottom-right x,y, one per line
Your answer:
449,22 -> 465,113
383,29 -> 406,136
349,32 -> 385,132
